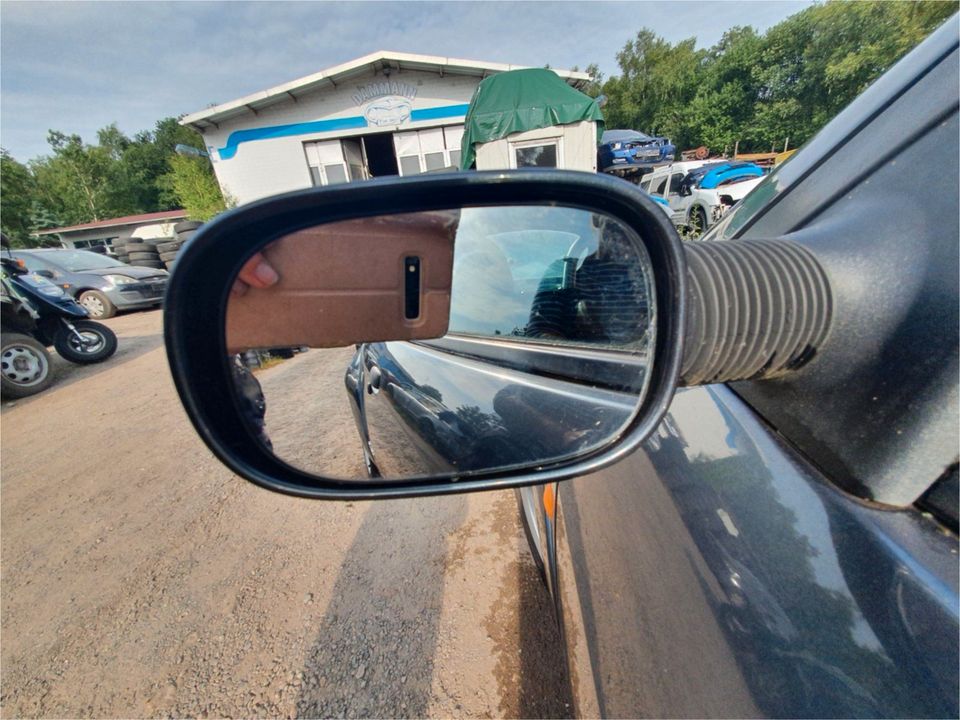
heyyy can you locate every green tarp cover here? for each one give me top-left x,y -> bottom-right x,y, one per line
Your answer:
460,68 -> 604,169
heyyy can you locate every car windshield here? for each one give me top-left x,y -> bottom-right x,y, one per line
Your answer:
40,250 -> 126,272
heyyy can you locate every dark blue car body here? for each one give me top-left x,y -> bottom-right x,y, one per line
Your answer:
345,19 -> 959,717
598,129 -> 675,173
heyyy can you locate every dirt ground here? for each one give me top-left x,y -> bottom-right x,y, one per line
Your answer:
0,309 -> 571,719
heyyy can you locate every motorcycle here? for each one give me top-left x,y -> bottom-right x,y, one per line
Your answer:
1,235 -> 118,398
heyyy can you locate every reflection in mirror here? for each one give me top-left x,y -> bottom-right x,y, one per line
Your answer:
225,206 -> 656,482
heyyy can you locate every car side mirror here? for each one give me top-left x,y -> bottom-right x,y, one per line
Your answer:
165,170 -> 832,500
34,269 -> 55,279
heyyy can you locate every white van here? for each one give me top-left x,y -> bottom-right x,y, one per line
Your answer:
639,160 -> 765,235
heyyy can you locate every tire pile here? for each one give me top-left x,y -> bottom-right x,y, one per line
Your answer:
114,221 -> 203,271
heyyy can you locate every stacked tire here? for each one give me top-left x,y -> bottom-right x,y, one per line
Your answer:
123,237 -> 164,269
113,241 -> 130,264
159,221 -> 203,272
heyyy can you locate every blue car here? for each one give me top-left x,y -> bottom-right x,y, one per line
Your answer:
678,160 -> 765,195
598,129 -> 675,174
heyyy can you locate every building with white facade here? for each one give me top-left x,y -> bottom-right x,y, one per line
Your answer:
181,52 -> 589,205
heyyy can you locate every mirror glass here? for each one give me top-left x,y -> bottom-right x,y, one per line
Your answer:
225,205 -> 656,481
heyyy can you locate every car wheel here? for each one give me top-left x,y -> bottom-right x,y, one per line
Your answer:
0,333 -> 54,398
687,206 -> 707,238
78,290 -> 116,319
515,485 -> 548,584
53,321 -> 118,364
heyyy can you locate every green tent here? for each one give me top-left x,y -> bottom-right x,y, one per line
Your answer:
459,68 -> 604,170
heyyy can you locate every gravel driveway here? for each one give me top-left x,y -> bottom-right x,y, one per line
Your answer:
0,309 -> 571,718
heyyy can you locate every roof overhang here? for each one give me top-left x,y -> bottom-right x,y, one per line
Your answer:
37,210 -> 188,236
181,51 -> 591,132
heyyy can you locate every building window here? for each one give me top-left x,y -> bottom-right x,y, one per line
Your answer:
511,140 -> 560,168
304,140 -> 350,186
399,155 -> 422,176
394,125 -> 464,175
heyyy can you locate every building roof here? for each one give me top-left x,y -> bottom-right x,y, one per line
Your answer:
181,51 -> 591,131
37,209 -> 187,236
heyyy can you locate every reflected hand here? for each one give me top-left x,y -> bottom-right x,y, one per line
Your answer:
231,252 -> 279,296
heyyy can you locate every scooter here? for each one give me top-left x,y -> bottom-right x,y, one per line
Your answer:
1,235 -> 118,398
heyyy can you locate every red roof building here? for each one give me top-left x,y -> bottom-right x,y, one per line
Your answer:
35,209 -> 188,250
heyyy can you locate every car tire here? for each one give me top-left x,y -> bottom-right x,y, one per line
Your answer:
159,251 -> 179,262
165,260 -> 177,272
157,241 -> 182,254
125,237 -> 145,246
176,230 -> 196,243
687,206 -> 708,238
132,260 -> 164,269
174,221 -> 202,233
1,333 -> 54,398
78,290 -> 116,319
515,486 -> 548,585
53,321 -> 118,364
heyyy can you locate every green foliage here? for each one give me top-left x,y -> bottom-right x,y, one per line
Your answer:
600,0 -> 957,152
2,117 -> 214,240
162,155 -> 231,221
1,149 -> 38,246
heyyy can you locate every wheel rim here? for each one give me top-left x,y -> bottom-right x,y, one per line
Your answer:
1,344 -> 49,387
70,330 -> 105,354
80,295 -> 105,316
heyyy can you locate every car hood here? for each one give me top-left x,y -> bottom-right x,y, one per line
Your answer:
713,177 -> 764,201
600,130 -> 669,148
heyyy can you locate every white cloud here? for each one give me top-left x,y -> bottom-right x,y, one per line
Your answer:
0,0 -> 810,161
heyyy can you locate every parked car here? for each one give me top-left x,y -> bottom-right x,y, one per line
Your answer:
640,159 -> 765,235
10,249 -> 167,319
598,129 -> 675,174
165,18 -> 958,720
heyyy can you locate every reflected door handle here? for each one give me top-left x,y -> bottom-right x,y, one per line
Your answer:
367,365 -> 382,394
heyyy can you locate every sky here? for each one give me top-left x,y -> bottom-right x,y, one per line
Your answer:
1,1 -> 811,162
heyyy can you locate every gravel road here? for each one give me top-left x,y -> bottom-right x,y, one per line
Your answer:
1,309 -> 571,718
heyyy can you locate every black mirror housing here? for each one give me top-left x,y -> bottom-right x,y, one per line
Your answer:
164,170 -> 687,499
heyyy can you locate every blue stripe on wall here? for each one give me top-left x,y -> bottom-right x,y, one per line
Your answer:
410,104 -> 470,121
217,116 -> 367,160
216,104 -> 471,160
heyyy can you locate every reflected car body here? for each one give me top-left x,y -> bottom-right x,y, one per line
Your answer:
346,340 -> 639,479
344,22 -> 958,718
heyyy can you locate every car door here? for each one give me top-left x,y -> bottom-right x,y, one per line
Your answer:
665,171 -> 688,223
552,26 -> 958,718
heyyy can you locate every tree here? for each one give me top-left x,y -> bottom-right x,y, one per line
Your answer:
598,1 -> 956,153
27,131 -> 120,225
601,30 -> 705,148
571,63 -> 604,97
0,149 -> 38,246
162,154 -> 231,221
